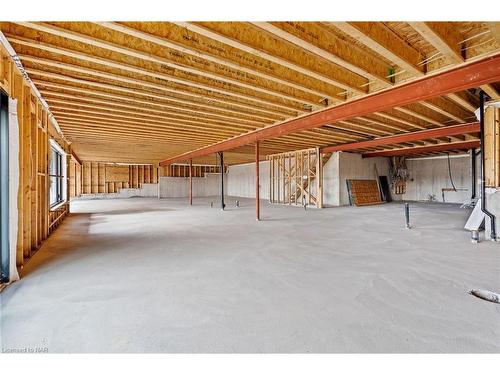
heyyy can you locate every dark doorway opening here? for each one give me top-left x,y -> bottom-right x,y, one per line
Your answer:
0,90 -> 9,283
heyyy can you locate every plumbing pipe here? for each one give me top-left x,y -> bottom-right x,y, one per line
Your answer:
479,91 -> 497,240
471,148 -> 476,200
404,203 -> 410,229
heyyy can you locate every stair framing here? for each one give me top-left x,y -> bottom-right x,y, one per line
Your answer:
268,147 -> 327,208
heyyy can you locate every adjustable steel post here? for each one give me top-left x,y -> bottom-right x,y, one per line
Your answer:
405,203 -> 410,229
219,152 -> 225,210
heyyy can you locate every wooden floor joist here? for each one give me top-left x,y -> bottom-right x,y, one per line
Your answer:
362,140 -> 480,157
321,122 -> 480,153
1,21 -> 498,165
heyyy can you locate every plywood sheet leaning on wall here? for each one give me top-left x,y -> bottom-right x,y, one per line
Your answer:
346,179 -> 383,206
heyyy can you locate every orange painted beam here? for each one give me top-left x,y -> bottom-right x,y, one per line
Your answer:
362,140 -> 480,158
321,122 -> 479,153
159,54 -> 500,166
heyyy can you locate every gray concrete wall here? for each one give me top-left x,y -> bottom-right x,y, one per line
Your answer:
76,183 -> 159,200
322,152 -> 341,206
227,161 -> 269,199
485,188 -> 500,240
159,174 -> 225,198
226,153 -> 388,206
403,155 -> 474,204
225,152 -> 479,207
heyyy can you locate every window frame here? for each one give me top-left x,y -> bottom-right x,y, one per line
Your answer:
49,141 -> 66,209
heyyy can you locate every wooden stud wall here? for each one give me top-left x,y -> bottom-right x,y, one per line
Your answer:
70,162 -> 159,197
69,162 -> 225,198
484,106 -> 500,188
0,42 -> 70,268
159,164 -> 223,178
268,148 -> 324,208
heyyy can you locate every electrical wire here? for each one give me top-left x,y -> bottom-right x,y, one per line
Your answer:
447,153 -> 457,191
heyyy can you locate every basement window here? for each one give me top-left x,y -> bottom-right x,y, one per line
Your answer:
49,140 -> 66,208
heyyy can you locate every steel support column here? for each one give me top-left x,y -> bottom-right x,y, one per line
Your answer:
219,152 -> 225,210
189,158 -> 193,206
471,148 -> 476,200
255,141 -> 260,221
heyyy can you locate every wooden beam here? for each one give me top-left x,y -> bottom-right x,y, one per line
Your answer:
11,24 -> 319,110
410,22 -> 463,63
174,22 -> 366,96
17,51 -> 302,114
96,22 -> 337,101
71,150 -> 82,166
333,22 -> 477,112
362,140 -> 480,158
251,22 -> 391,87
482,84 -> 500,100
321,122 -> 479,153
26,67 -> 295,118
159,54 -> 500,166
29,77 -> 287,122
488,22 -> 500,44
41,90 -> 269,128
409,22 -> 499,101
332,22 -> 423,76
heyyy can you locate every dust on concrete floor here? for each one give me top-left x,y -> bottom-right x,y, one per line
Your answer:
1,197 -> 499,353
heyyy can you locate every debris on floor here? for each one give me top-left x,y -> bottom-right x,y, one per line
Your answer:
469,289 -> 500,303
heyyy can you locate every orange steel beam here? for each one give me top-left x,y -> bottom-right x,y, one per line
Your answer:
321,122 -> 479,153
362,140 -> 480,158
159,54 -> 500,166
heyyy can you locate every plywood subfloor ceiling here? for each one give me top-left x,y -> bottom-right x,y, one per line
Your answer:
1,21 -> 499,164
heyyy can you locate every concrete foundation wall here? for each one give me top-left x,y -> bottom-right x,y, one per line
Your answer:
485,188 -> 500,240
227,161 -> 269,199
159,174 -> 225,198
322,153 -> 341,206
226,153 -> 388,206
403,155 -> 474,204
225,152 -> 480,207
76,183 -> 159,200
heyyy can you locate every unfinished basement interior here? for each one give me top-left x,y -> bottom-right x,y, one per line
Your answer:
0,20 -> 499,353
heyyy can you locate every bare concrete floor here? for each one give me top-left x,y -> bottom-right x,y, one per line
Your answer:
1,197 -> 499,353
